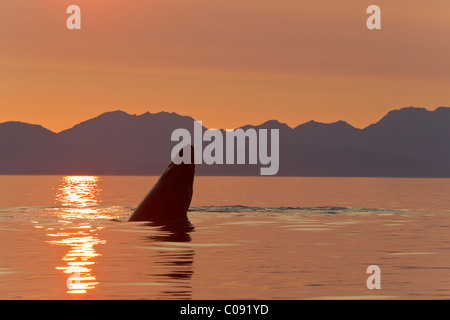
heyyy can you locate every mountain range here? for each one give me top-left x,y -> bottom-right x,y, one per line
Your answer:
0,106 -> 449,177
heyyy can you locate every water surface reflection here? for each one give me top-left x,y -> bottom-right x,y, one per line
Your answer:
47,176 -> 196,297
144,221 -> 195,299
55,176 -> 101,219
47,223 -> 105,294
47,176 -> 105,294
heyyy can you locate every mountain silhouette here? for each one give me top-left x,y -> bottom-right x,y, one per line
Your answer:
58,110 -> 202,174
0,107 -> 449,177
0,121 -> 93,174
359,107 -> 450,166
291,120 -> 361,147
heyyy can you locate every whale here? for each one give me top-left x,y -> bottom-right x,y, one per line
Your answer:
128,145 -> 195,223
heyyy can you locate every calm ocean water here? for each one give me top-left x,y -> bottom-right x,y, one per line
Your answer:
0,175 -> 449,299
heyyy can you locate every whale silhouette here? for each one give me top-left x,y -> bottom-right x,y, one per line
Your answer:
128,145 -> 195,222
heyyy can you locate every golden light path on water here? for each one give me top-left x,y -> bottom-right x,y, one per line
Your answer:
55,176 -> 101,219
46,176 -> 105,294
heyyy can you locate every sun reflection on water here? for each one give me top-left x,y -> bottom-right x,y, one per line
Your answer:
55,176 -> 101,219
46,176 -> 106,294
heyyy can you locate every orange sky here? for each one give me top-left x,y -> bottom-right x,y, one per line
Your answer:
1,0 -> 449,132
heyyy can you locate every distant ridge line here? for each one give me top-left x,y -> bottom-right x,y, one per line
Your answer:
0,106 -> 449,177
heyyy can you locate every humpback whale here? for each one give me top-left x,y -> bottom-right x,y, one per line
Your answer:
128,145 -> 195,223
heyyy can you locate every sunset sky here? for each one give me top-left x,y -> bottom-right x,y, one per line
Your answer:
1,0 -> 449,132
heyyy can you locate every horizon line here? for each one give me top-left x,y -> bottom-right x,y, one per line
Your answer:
0,105 -> 448,134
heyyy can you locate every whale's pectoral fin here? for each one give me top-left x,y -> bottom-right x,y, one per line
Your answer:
128,145 -> 195,222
